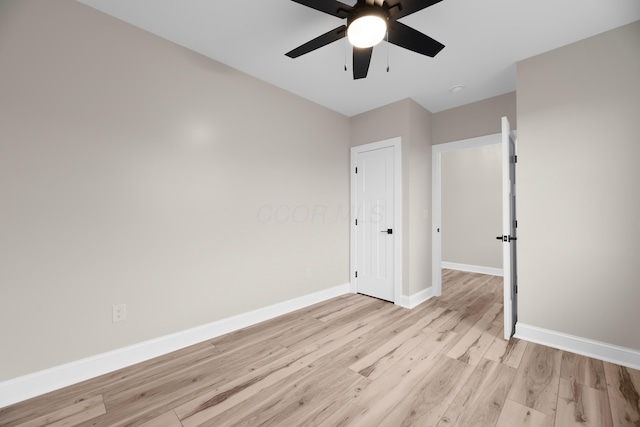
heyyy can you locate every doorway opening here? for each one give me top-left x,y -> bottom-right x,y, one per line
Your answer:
432,120 -> 517,339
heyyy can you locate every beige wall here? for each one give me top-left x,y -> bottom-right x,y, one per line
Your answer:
517,21 -> 640,350
350,99 -> 433,296
432,92 -> 516,145
441,144 -> 502,269
0,0 -> 350,381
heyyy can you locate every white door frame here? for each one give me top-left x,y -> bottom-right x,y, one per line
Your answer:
351,137 -> 403,305
431,133 -> 502,296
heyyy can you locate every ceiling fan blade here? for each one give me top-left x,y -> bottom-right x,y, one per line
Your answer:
385,0 -> 442,19
353,46 -> 373,79
387,21 -> 444,57
290,0 -> 353,18
286,25 -> 347,58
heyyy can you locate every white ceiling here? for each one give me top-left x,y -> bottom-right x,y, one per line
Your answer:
78,0 -> 640,117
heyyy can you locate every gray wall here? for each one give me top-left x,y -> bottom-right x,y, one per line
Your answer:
517,21 -> 640,350
350,99 -> 433,296
432,92 -> 516,145
0,0 -> 350,381
441,144 -> 502,269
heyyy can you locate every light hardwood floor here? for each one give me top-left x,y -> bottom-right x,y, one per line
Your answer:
2,270 -> 639,426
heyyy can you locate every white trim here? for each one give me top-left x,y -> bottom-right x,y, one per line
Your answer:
432,133 -> 502,297
350,137 -> 403,305
0,283 -> 350,409
400,287 -> 434,309
431,148 -> 442,296
441,262 -> 503,277
516,323 -> 640,370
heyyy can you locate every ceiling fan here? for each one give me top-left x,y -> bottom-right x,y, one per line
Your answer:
285,0 -> 445,79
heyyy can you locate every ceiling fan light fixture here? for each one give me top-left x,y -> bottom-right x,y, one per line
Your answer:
347,15 -> 387,48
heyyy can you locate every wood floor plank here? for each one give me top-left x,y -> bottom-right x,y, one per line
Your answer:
314,294 -> 379,322
200,357 -> 368,426
561,352 -> 607,391
376,356 -> 474,427
175,302 -> 398,426
603,362 -> 640,427
282,376 -> 371,427
507,342 -> 562,417
445,302 -> 503,365
94,340 -> 290,426
317,332 -> 463,426
205,294 -> 368,355
436,291 -> 502,341
485,336 -> 528,369
436,358 -> 516,427
348,298 -> 437,350
208,313 -> 317,355
209,341 -> 370,425
496,399 -> 554,427
13,395 -> 105,427
555,378 -> 613,427
435,273 -> 495,310
137,410 -> 183,427
0,341 -> 219,425
348,306 -> 457,379
284,298 -> 394,352
333,301 -> 422,352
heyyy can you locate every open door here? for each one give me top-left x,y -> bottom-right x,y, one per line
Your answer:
501,117 -> 518,339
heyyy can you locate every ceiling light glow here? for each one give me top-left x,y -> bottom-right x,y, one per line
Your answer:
348,15 -> 387,48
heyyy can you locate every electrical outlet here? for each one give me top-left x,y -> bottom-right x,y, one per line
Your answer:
112,303 -> 126,323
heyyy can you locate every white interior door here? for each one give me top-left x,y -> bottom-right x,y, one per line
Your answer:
354,145 -> 395,302
501,116 -> 518,339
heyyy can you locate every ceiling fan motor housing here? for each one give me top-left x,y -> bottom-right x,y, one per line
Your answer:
347,5 -> 390,28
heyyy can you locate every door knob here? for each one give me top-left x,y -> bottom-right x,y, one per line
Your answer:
380,229 -> 393,234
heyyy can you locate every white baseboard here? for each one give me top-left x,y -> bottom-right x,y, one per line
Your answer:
401,287 -> 434,309
0,283 -> 350,409
442,262 -> 503,277
516,323 -> 640,370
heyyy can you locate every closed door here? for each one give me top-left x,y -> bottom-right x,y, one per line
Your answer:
354,146 -> 395,301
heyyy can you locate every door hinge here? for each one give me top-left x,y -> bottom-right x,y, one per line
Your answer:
513,155 -> 518,164
355,218 -> 358,226
355,271 -> 358,278
515,220 -> 518,228
355,167 -> 358,174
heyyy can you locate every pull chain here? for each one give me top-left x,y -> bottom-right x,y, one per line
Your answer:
386,31 -> 390,72
344,37 -> 348,71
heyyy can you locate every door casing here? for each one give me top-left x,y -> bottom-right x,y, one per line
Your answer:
350,137 -> 402,305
